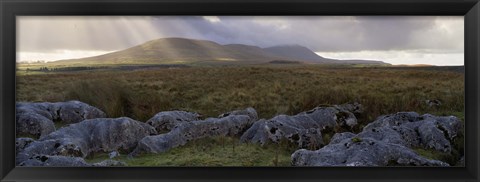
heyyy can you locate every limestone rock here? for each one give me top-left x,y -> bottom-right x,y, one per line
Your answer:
329,132 -> 356,144
363,112 -> 422,131
292,112 -> 462,166
16,117 -> 156,164
16,101 -> 106,138
240,103 -> 361,148
363,112 -> 462,152
16,110 -> 55,139
15,137 -> 35,154
291,137 -> 449,167
218,107 -> 258,120
146,111 -> 200,133
109,151 -> 120,159
425,99 -> 442,107
130,108 -> 257,156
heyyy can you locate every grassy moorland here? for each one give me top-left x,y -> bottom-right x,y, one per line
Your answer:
16,64 -> 465,166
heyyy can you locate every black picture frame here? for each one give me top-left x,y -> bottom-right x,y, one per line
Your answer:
1,0 -> 479,181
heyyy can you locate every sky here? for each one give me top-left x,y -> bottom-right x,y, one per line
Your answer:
17,16 -> 464,65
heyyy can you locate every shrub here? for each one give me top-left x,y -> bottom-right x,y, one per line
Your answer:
64,79 -> 134,118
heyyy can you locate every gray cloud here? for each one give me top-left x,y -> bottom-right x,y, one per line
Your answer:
17,16 -> 463,53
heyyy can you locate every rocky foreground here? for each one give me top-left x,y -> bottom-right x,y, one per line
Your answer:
16,101 -> 463,167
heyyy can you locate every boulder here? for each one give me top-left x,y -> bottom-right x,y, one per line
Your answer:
425,99 -> 442,107
363,112 -> 462,152
218,107 -> 258,120
291,112 -> 462,166
146,111 -> 200,133
15,137 -> 35,154
130,108 -> 257,156
16,117 -> 156,164
240,103 -> 361,148
18,155 -> 126,167
16,101 -> 106,138
328,132 -> 355,144
109,151 -> 120,159
16,111 -> 55,139
362,112 -> 422,130
291,137 -> 449,167
17,139 -> 64,165
355,126 -> 419,148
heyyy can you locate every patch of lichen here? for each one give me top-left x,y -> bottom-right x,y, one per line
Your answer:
351,137 -> 362,143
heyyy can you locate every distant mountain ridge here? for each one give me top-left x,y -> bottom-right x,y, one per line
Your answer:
263,45 -> 332,63
54,37 -> 390,65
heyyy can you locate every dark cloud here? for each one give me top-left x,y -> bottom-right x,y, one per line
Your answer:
17,16 -> 463,53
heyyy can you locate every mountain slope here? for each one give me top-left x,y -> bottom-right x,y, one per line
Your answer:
263,45 -> 389,65
54,37 -> 389,65
263,45 -> 333,63
55,38 -> 283,64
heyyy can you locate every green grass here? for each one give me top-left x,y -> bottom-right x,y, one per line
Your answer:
413,148 -> 462,166
85,136 -> 295,166
16,133 -> 38,139
54,122 -> 70,130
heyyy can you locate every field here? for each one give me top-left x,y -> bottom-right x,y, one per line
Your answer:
16,64 -> 465,166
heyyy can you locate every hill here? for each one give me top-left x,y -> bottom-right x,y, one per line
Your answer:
263,45 -> 334,63
53,37 -> 389,65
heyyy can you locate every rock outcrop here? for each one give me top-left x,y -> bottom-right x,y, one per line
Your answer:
291,112 -> 462,166
130,108 -> 257,156
425,99 -> 442,107
17,117 -> 156,165
146,111 -> 200,133
16,137 -> 35,154
362,112 -> 462,153
240,103 -> 362,148
16,101 -> 106,138
15,100 -> 463,167
291,137 -> 449,166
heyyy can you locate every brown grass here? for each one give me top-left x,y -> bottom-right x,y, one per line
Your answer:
16,65 -> 464,124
